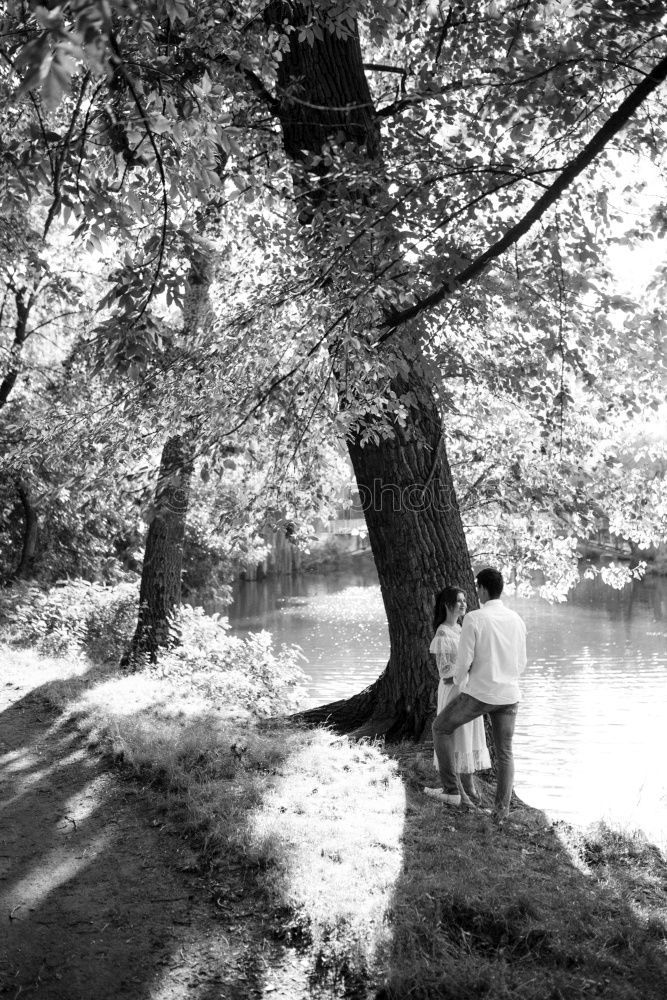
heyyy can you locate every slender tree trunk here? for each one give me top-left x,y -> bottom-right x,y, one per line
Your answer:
122,255 -> 213,666
14,479 -> 38,580
0,368 -> 21,409
267,6 -> 477,739
123,433 -> 194,665
0,289 -> 30,409
0,296 -> 38,580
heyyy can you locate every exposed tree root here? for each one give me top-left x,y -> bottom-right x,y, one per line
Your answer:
291,675 -> 425,743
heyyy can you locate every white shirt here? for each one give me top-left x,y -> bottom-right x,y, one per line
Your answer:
453,599 -> 527,704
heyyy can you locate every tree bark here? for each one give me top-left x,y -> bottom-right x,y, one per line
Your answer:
268,6 -> 477,739
0,295 -> 38,580
123,433 -> 194,665
0,289 -> 30,409
0,365 -> 21,409
14,479 -> 38,580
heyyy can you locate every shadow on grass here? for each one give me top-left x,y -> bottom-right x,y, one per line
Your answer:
0,668 -> 329,1000
371,750 -> 667,1000
2,658 -> 665,1000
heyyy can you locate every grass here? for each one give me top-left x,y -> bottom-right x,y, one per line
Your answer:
383,752 -> 667,999
2,643 -> 666,999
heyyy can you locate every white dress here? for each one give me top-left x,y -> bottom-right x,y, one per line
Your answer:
430,623 -> 491,774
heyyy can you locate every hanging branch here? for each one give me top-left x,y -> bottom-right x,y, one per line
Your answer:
43,70 -> 91,238
379,49 -> 667,339
107,37 -> 169,323
554,212 -> 566,456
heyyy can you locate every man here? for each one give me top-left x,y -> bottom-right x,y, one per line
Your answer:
425,567 -> 527,821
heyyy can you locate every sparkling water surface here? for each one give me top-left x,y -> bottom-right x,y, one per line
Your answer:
227,564 -> 667,845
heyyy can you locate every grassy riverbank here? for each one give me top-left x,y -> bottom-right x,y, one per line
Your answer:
2,645 -> 666,999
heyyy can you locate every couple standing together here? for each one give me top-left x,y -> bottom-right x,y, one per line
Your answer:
425,567 -> 527,821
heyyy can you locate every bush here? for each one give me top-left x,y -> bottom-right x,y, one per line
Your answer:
0,579 -> 138,660
0,581 -> 307,719
153,605 -> 308,717
84,584 -> 141,661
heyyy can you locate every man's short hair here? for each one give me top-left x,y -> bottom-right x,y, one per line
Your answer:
476,567 -> 504,599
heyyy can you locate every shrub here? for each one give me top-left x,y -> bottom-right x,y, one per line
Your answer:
153,605 -> 308,717
0,579 -> 138,660
0,582 -> 307,719
84,583 -> 141,661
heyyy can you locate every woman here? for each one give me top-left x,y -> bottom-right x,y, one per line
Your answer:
430,585 -> 491,804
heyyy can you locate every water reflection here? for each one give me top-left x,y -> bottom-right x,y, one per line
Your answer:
226,561 -> 387,706
228,569 -> 667,845
507,584 -> 667,845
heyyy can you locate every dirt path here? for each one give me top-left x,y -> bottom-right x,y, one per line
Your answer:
0,679 -> 339,1000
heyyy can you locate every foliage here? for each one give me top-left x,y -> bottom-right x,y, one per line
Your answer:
1,0 -> 667,598
0,480 -> 24,578
448,381 -> 667,600
0,578 -> 307,715
6,0 -> 666,355
0,363 -> 157,584
153,605 -> 308,717
0,222 -> 350,583
0,578 -> 138,658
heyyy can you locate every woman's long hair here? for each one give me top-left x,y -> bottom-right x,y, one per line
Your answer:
433,585 -> 464,631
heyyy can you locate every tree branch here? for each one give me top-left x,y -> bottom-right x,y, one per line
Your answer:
363,62 -> 407,76
107,37 -> 168,322
43,71 -> 90,239
239,65 -> 281,113
380,50 -> 667,337
212,54 -> 281,114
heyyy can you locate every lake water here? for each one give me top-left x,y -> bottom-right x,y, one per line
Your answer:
227,562 -> 667,846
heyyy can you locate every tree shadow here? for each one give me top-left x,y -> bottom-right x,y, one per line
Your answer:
3,670 -> 665,1000
0,680 -> 334,1000
370,753 -> 667,1000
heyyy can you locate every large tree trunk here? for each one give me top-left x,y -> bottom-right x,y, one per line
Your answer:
123,433 -> 194,665
268,6 -> 476,739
